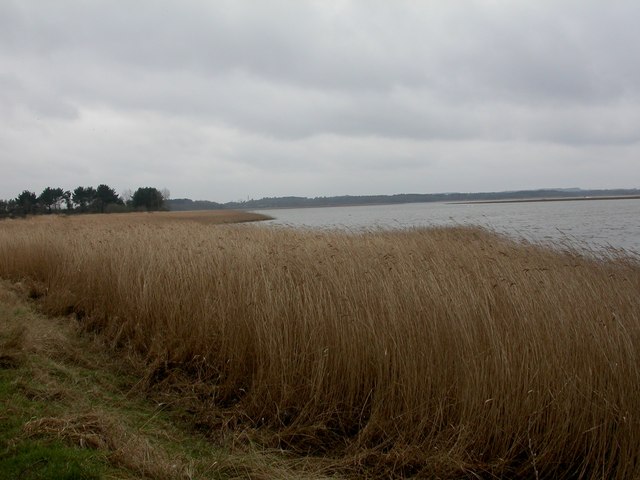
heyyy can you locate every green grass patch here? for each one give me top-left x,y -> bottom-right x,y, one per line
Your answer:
0,370 -> 106,480
0,280 -> 336,479
0,440 -> 102,480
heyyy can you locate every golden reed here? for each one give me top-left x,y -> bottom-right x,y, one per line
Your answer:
1,212 -> 639,478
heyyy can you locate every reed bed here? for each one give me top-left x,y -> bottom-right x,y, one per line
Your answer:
1,213 -> 639,478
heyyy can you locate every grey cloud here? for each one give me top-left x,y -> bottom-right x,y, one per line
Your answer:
8,1 -> 640,98
0,73 -> 79,121
4,1 -> 637,142
2,0 -> 640,200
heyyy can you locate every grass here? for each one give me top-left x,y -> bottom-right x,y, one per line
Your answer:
0,278 -> 202,479
0,278 -> 339,479
1,211 -> 640,478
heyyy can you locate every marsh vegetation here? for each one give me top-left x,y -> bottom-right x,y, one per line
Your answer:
1,211 -> 639,478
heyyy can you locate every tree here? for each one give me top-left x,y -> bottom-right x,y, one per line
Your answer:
0,199 -> 9,218
131,187 -> 165,211
93,184 -> 122,213
15,190 -> 37,216
38,187 -> 66,213
120,188 -> 133,205
72,186 -> 96,213
2,199 -> 18,218
63,190 -> 72,211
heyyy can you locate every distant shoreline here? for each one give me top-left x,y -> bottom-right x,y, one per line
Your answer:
165,188 -> 640,211
253,195 -> 640,210
450,195 -> 640,205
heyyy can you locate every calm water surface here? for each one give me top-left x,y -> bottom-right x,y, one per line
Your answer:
254,199 -> 640,255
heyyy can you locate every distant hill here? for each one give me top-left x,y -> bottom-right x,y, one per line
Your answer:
168,188 -> 640,211
165,198 -> 223,211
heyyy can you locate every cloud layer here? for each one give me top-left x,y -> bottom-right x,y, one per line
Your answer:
1,0 -> 639,200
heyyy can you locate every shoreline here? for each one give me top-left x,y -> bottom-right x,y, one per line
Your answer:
249,195 -> 640,210
449,194 -> 640,205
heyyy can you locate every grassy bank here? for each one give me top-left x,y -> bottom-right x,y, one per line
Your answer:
0,274 -> 335,479
1,212 -> 640,478
0,278 -> 231,479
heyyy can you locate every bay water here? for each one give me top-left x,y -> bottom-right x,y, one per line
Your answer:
254,198 -> 640,255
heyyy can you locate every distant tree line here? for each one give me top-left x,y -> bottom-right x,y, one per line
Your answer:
157,187 -> 640,212
222,188 -> 640,209
6,186 -> 638,218
165,198 -> 223,211
0,185 -> 169,218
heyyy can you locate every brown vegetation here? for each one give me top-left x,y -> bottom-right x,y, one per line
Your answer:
0,279 -> 198,479
1,277 -> 334,479
1,213 -> 640,478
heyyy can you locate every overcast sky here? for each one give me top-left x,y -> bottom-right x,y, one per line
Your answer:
1,0 -> 639,202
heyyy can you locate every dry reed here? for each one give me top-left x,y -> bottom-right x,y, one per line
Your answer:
1,213 -> 639,478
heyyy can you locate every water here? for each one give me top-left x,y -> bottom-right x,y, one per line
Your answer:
253,198 -> 640,255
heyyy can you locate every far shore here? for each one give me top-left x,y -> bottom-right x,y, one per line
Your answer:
244,194 -> 640,210
449,194 -> 640,205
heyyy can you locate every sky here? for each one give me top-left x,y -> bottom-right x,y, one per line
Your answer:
1,0 -> 639,202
